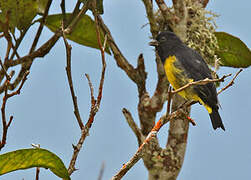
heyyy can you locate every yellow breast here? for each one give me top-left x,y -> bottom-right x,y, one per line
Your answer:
163,56 -> 182,89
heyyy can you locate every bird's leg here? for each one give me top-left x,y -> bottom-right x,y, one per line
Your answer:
177,100 -> 197,126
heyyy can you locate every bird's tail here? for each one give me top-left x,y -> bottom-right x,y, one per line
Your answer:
209,108 -> 225,131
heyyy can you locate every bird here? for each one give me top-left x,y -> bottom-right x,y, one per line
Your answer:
149,31 -> 225,130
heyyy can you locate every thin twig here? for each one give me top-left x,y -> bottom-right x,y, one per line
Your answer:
0,59 -> 11,81
141,0 -> 159,37
64,1 -> 92,35
172,74 -> 232,95
218,69 -> 243,95
85,74 -> 96,105
7,71 -> 29,98
62,24 -> 86,175
166,86 -> 172,116
29,0 -> 53,53
62,24 -> 84,130
97,162 -> 105,180
93,8 -> 107,107
67,129 -> 85,175
35,167 -> 40,180
10,27 -> 30,60
62,31 -> 85,174
0,71 -> 29,150
60,0 -> 66,25
122,108 -> 144,145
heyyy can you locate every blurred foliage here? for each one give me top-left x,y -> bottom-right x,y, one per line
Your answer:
0,0 -> 37,31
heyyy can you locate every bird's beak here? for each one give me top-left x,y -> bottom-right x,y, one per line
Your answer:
149,39 -> 159,47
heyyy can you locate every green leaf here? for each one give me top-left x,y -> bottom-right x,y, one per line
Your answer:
44,13 -> 110,54
215,32 -> 251,68
0,148 -> 70,180
0,0 -> 37,30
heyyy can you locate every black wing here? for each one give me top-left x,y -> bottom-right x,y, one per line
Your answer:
175,47 -> 219,108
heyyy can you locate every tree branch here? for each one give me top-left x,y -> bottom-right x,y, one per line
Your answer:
63,26 -> 84,130
218,69 -> 242,95
29,0 -> 53,54
141,0 -> 159,37
155,0 -> 170,21
97,162 -> 105,180
171,73 -> 232,95
66,3 -> 107,174
0,69 -> 29,150
122,108 -> 144,145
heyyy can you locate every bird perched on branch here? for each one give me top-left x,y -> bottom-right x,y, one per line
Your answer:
149,31 -> 225,130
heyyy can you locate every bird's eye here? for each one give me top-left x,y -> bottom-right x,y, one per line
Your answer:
159,36 -> 166,42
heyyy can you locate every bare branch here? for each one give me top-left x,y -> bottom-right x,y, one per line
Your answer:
141,0 -> 159,37
85,74 -> 96,105
7,71 -> 29,98
0,70 -> 29,150
68,129 -> 85,175
155,0 -> 170,21
60,0 -> 66,25
10,27 -> 29,60
93,8 -> 107,107
166,86 -> 172,116
29,0 -> 53,53
35,167 -> 40,180
62,25 -> 84,130
171,74 -> 232,95
61,24 -> 87,175
122,108 -> 144,145
217,69 -> 243,95
0,60 -> 11,81
97,162 -> 105,180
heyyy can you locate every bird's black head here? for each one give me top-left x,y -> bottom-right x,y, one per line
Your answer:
149,31 -> 184,63
149,31 -> 183,47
